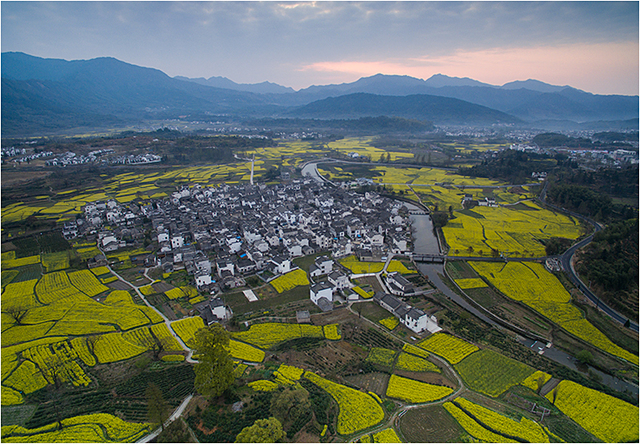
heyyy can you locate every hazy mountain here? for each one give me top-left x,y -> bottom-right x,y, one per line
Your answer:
1,52 -> 276,136
2,52 -> 638,136
285,93 -> 521,125
174,75 -> 295,94
500,79 -> 569,93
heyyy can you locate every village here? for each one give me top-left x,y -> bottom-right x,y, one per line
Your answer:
70,177 -> 440,338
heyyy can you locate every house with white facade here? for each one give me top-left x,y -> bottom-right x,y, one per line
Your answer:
310,281 -> 334,312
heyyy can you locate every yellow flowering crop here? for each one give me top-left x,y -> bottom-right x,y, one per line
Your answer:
70,337 -> 97,366
270,269 -> 309,293
149,323 -> 183,351
454,278 -> 488,289
340,256 -> 384,274
471,261 -> 638,364
248,380 -> 279,392
2,360 -> 49,394
22,341 -> 91,387
1,413 -> 152,442
170,316 -> 205,347
379,316 -> 399,330
233,322 -> 324,349
35,271 -> 83,303
1,251 -> 40,269
387,261 -> 413,274
443,402 -> 517,443
366,347 -> 397,366
455,349 -> 535,397
546,380 -> 639,443
323,324 -> 341,340
352,286 -> 374,299
274,364 -> 305,384
93,332 -> 148,363
455,398 -> 549,443
234,362 -> 248,378
139,285 -> 156,296
165,287 -> 186,299
89,266 -> 111,277
68,270 -> 110,297
372,428 -> 402,443
305,371 -> 384,435
228,340 -> 265,362
417,333 -> 478,364
402,343 -> 430,359
520,370 -> 551,392
1,385 -> 23,406
386,374 -> 453,403
2,279 -> 40,310
395,352 -> 440,373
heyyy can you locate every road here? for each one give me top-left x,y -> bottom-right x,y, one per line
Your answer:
538,180 -> 639,332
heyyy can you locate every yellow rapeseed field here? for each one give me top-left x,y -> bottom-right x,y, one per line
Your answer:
471,261 -> 638,364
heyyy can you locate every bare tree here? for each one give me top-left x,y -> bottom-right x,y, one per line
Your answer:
536,375 -> 546,394
4,305 -> 30,325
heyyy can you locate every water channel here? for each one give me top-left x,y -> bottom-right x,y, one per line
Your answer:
405,202 -> 639,400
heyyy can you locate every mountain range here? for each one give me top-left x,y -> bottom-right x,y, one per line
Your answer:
2,52 -> 638,137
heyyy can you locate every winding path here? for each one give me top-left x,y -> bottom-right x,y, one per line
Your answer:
538,181 -> 639,332
345,300 -> 466,443
98,246 -> 198,442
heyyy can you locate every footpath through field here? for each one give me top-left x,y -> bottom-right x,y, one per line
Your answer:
345,300 -> 467,443
98,246 -> 197,441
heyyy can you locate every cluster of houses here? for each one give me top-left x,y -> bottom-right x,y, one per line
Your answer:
461,194 -> 498,209
76,178 -> 441,330
45,151 -> 161,167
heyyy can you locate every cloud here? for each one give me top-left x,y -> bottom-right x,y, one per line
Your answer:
1,2 -> 637,94
298,41 -> 639,94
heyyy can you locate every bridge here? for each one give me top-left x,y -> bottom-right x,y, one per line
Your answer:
413,254 -> 445,263
409,210 -> 429,215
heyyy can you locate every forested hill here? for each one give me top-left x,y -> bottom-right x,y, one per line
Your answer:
286,93 -> 521,125
576,218 -> 639,320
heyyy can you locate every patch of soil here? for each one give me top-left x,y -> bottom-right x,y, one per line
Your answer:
293,430 -> 321,443
107,280 -> 130,290
152,281 -> 173,292
394,370 -> 456,388
344,372 -> 390,395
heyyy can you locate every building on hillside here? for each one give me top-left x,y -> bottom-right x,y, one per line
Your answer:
373,292 -> 440,334
310,281 -> 334,312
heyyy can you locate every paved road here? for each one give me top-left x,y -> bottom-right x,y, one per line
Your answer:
137,394 -> 194,443
538,180 -> 639,332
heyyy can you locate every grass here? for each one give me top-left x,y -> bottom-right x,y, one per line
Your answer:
397,405 -> 464,443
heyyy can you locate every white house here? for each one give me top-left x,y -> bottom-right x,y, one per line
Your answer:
158,232 -> 169,243
328,270 -> 350,290
171,235 -> 184,249
310,282 -> 334,312
271,255 -> 291,275
195,273 -> 212,288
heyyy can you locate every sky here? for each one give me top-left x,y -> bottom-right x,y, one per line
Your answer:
2,1 -> 638,95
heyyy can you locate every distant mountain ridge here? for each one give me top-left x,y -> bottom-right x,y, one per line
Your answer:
2,52 -> 638,137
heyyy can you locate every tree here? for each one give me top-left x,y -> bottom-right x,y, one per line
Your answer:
386,152 -> 391,163
4,305 -> 30,325
192,324 -> 234,398
146,383 -> 169,431
379,153 -> 385,163
576,349 -> 594,365
235,417 -> 286,443
270,386 -> 311,427
551,385 -> 559,405
535,375 -> 547,394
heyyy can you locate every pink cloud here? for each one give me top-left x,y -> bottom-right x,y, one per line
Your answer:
299,42 -> 639,95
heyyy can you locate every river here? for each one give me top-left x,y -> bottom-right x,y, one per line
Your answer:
405,203 -> 638,400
